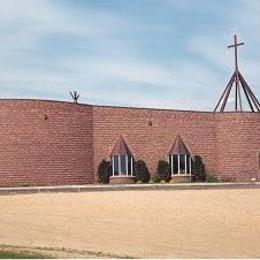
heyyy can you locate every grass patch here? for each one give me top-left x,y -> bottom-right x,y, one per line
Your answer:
0,244 -> 133,259
0,248 -> 51,259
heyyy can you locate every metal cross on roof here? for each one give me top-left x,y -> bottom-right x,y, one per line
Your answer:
228,34 -> 244,71
214,35 -> 260,113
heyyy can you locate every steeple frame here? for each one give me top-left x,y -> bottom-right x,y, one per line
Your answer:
214,35 -> 260,113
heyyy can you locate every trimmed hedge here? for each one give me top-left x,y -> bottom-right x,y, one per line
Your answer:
192,155 -> 206,181
155,160 -> 170,182
97,159 -> 112,184
135,160 -> 150,183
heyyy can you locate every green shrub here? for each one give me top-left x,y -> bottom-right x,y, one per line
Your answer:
192,155 -> 206,181
221,175 -> 236,182
151,175 -> 161,183
155,160 -> 170,182
206,174 -> 235,183
135,160 -> 150,183
97,159 -> 112,184
206,174 -> 221,183
0,249 -> 50,259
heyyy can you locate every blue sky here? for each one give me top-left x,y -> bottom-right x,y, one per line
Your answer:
0,0 -> 259,111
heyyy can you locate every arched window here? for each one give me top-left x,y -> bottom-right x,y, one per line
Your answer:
110,136 -> 134,177
169,136 -> 192,175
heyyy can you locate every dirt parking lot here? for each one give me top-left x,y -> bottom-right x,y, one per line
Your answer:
0,189 -> 260,258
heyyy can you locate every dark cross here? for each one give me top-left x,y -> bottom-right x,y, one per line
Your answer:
228,34 -> 244,71
228,35 -> 244,111
69,90 -> 80,103
214,35 -> 260,113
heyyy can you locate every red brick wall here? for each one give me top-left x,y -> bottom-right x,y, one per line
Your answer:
215,113 -> 260,181
93,106 -> 217,181
0,100 -> 94,187
0,100 -> 259,187
93,106 -> 260,182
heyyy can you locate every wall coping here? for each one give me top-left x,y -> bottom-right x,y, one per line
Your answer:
1,98 -> 259,115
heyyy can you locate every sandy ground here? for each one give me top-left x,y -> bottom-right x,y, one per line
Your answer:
0,189 -> 260,258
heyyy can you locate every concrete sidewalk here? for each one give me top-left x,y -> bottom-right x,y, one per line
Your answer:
0,182 -> 260,195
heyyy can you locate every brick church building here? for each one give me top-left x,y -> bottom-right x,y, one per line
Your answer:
0,36 -> 259,187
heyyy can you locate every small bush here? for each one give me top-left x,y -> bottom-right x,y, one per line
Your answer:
206,174 -> 221,183
205,173 -> 235,183
221,174 -> 236,182
192,155 -> 206,181
135,160 -> 150,183
151,175 -> 161,183
156,160 -> 170,182
97,159 -> 112,184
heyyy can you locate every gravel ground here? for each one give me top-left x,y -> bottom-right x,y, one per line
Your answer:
0,189 -> 259,258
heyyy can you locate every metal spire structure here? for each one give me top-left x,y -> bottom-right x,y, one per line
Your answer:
214,35 -> 260,112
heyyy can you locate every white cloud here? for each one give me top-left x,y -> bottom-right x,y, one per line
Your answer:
0,0 -> 122,52
188,34 -> 233,70
187,0 -> 260,105
87,60 -> 175,86
0,0 -> 259,111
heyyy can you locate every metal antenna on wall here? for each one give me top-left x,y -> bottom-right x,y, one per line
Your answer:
69,91 -> 80,103
214,35 -> 260,113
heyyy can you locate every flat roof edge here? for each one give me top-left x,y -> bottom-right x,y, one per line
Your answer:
0,98 -> 258,114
